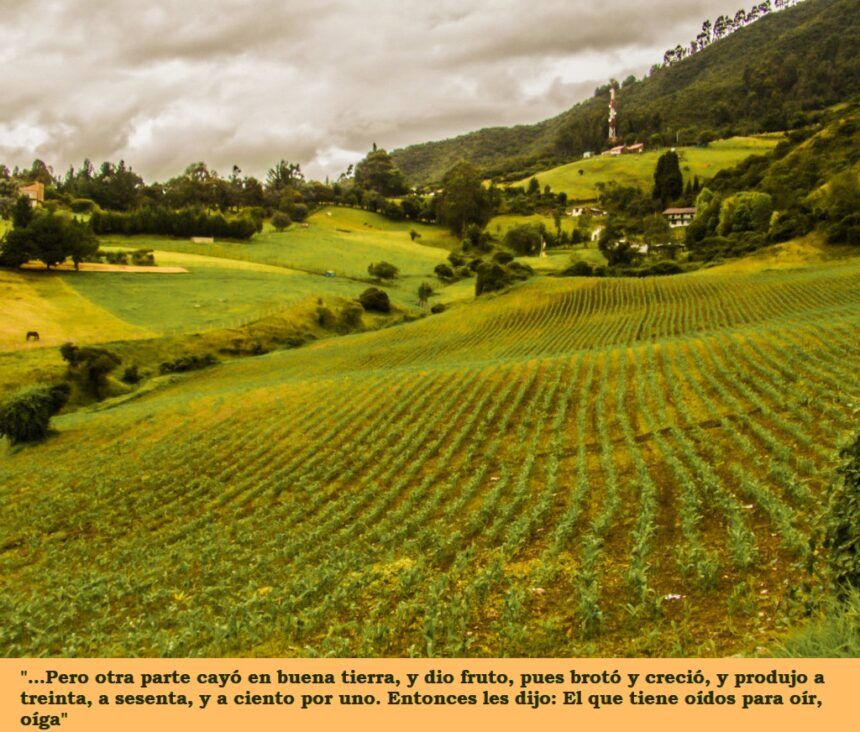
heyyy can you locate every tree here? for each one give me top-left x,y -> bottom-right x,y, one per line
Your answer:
60,343 -> 121,399
266,160 -> 304,192
353,148 -> 408,196
417,282 -> 433,306
598,216 -> 636,266
2,211 -> 98,270
717,191 -> 774,235
271,212 -> 292,231
504,224 -> 542,256
367,261 -> 399,281
652,150 -> 683,207
12,196 -> 33,228
475,262 -> 511,296
409,229 -> 421,242
437,162 -> 493,237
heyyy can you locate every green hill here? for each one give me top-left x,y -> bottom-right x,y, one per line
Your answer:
512,135 -> 780,199
391,0 -> 859,186
1,241 -> 857,656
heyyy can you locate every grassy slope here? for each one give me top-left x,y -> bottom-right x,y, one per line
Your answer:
1,240 -> 857,657
0,268 -> 154,350
514,136 -> 781,199
391,0 -> 858,185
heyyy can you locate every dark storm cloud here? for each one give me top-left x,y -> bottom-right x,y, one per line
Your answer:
0,0 -> 733,180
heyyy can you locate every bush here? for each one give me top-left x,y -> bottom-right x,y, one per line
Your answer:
430,303 -> 446,314
271,212 -> 292,231
507,261 -> 534,281
646,260 -> 683,276
60,343 -> 121,399
315,306 -> 337,328
560,260 -> 593,277
159,353 -> 219,374
504,224 -> 542,256
358,287 -> 391,313
367,261 -> 399,281
493,251 -> 514,264
434,263 -> 455,281
339,302 -> 364,329
121,365 -> 141,384
454,266 -> 472,278
69,198 -> 97,214
130,249 -> 155,266
475,262 -> 511,296
0,383 -> 70,445
448,252 -> 466,267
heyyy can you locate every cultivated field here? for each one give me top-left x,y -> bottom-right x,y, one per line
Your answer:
514,136 -> 781,199
1,242 -> 856,657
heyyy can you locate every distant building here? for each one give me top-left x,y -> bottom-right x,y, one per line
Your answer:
602,143 -> 645,156
582,151 -> 593,159
568,206 -> 605,217
663,207 -> 697,227
19,182 -> 45,205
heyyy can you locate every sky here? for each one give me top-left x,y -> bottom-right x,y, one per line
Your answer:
0,0 -> 738,182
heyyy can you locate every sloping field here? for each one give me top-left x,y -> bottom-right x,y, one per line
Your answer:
0,253 -> 857,657
514,136 -> 781,199
0,269 -> 154,351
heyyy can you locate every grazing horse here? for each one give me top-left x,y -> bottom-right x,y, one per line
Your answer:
25,331 -> 40,342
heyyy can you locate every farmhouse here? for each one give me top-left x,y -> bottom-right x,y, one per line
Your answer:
663,207 -> 697,227
19,182 -> 45,205
601,143 -> 645,156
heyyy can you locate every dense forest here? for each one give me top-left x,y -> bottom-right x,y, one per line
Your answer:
390,0 -> 859,186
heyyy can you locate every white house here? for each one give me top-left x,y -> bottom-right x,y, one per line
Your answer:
662,207 -> 697,228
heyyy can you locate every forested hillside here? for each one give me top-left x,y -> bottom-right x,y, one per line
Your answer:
391,0 -> 859,186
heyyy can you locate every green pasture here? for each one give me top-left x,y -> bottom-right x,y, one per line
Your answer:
513,135 -> 782,199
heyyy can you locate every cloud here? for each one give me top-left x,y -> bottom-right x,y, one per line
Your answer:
0,0 -> 734,181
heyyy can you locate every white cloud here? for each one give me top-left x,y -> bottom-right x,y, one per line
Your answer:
0,0 -> 735,181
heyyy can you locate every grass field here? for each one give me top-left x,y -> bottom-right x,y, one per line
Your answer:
1,240 -> 856,657
513,136 -> 782,199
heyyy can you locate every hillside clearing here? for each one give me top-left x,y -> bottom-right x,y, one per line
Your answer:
513,136 -> 781,199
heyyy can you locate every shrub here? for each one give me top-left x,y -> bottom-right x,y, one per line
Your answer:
475,262 -> 511,296
454,266 -> 472,278
0,383 -> 70,445
434,263 -> 455,281
504,224 -> 542,256
493,251 -> 514,264
130,249 -> 155,266
69,198 -> 96,214
339,302 -> 364,329
271,212 -> 292,231
430,303 -> 446,314
358,287 -> 391,313
121,365 -> 141,384
159,353 -> 219,374
646,260 -> 683,276
60,343 -> 121,399
315,306 -> 337,328
561,260 -> 593,277
507,261 -> 534,281
367,261 -> 399,281
448,252 -> 466,267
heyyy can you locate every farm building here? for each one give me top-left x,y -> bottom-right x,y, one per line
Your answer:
601,143 -> 645,156
663,207 -> 697,227
19,182 -> 45,205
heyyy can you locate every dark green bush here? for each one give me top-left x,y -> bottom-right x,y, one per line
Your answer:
560,260 -> 594,277
358,287 -> 391,313
159,353 -> 219,374
0,383 -> 70,445
475,262 -> 511,296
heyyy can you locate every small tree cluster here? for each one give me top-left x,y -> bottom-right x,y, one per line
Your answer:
367,261 -> 399,281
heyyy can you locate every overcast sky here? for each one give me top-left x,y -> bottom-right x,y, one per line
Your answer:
0,0 -> 736,182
